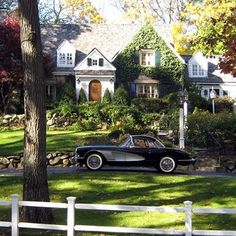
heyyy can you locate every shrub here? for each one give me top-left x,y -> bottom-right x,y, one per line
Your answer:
58,83 -> 76,103
113,86 -> 129,105
72,119 -> 97,131
131,98 -> 166,113
78,88 -> 87,104
214,96 -> 233,112
186,109 -> 236,147
105,105 -> 141,125
55,100 -> 75,116
141,113 -> 161,129
77,102 -> 103,125
102,88 -> 112,104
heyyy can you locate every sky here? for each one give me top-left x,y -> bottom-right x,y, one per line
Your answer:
89,0 -> 125,23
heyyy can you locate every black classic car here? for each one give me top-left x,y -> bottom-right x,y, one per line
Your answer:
72,135 -> 196,173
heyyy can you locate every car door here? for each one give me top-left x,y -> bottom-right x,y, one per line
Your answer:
147,137 -> 166,163
124,137 -> 152,165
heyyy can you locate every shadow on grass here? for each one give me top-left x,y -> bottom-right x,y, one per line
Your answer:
0,172 -> 236,235
0,138 -> 24,155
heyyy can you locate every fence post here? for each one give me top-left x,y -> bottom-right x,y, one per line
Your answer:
67,196 -> 76,236
11,194 -> 19,236
184,201 -> 192,236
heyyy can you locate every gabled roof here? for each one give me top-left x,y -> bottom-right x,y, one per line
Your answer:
57,39 -> 75,51
40,23 -> 177,65
182,53 -> 235,83
74,47 -> 116,71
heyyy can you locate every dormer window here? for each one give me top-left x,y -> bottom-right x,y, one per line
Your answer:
57,40 -> 75,68
192,64 -> 205,76
59,52 -> 73,66
188,52 -> 208,78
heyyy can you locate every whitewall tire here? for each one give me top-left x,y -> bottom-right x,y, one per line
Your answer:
159,156 -> 176,173
85,153 -> 103,170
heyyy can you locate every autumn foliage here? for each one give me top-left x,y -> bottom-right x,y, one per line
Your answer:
0,16 -> 52,114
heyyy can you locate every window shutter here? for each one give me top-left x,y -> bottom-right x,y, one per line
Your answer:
130,82 -> 136,97
99,58 -> 104,66
134,51 -> 140,64
87,58 -> 92,66
155,51 -> 161,66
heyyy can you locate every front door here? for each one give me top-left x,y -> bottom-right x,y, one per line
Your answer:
89,80 -> 101,101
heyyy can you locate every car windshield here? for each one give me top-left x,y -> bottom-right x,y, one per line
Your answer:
120,136 -> 165,148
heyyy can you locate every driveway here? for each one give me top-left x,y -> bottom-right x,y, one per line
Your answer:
1,166 -> 236,178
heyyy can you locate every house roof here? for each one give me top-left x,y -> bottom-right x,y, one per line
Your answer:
182,54 -> 235,84
74,47 -> 116,71
40,23 -> 174,66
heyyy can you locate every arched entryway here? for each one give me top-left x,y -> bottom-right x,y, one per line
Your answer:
89,80 -> 102,101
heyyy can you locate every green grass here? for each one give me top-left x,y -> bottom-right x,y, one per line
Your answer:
0,129 -> 109,155
0,172 -> 236,235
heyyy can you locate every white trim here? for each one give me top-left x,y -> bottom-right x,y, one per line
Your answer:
140,49 -> 155,67
56,40 -> 76,68
53,71 -> 74,76
188,52 -> 208,78
74,48 -> 116,71
76,75 -> 115,78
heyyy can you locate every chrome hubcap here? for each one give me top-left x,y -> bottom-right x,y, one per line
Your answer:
160,157 -> 175,172
87,155 -> 102,169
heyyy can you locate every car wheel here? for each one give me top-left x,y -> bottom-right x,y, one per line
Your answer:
158,156 -> 176,173
85,153 -> 103,170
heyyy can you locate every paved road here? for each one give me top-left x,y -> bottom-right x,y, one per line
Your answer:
1,166 -> 236,178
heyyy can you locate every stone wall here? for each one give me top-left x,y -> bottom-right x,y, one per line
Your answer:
0,114 -> 25,127
0,152 -> 76,170
0,113 -> 77,128
0,150 -> 235,173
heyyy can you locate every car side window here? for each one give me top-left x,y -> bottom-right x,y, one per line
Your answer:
133,138 -> 149,148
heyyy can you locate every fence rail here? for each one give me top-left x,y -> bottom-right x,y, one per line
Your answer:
0,194 -> 236,236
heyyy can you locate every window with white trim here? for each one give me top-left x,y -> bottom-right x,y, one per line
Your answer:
92,59 -> 98,66
140,50 -> 155,67
136,84 -> 157,98
58,52 -> 74,67
192,64 -> 205,76
87,58 -> 104,67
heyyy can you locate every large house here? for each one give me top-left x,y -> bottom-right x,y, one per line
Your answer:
40,23 -> 236,102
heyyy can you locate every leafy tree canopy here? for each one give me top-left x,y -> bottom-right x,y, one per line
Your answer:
121,0 -> 186,24
38,0 -> 104,24
180,0 -> 236,76
0,0 -> 17,10
0,16 -> 52,114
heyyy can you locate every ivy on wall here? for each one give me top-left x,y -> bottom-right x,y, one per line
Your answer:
113,22 -> 185,97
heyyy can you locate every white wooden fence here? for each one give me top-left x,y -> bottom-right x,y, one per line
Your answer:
0,194 -> 236,236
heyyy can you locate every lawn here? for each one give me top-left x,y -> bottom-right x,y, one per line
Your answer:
0,171 -> 236,235
0,129 -> 109,155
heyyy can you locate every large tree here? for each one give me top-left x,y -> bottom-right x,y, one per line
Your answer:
19,0 -> 52,222
120,0 -> 186,23
38,0 -> 104,24
180,0 -> 236,76
0,16 -> 52,114
0,16 -> 22,114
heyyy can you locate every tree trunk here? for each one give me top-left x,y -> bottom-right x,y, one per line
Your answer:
19,0 -> 53,223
